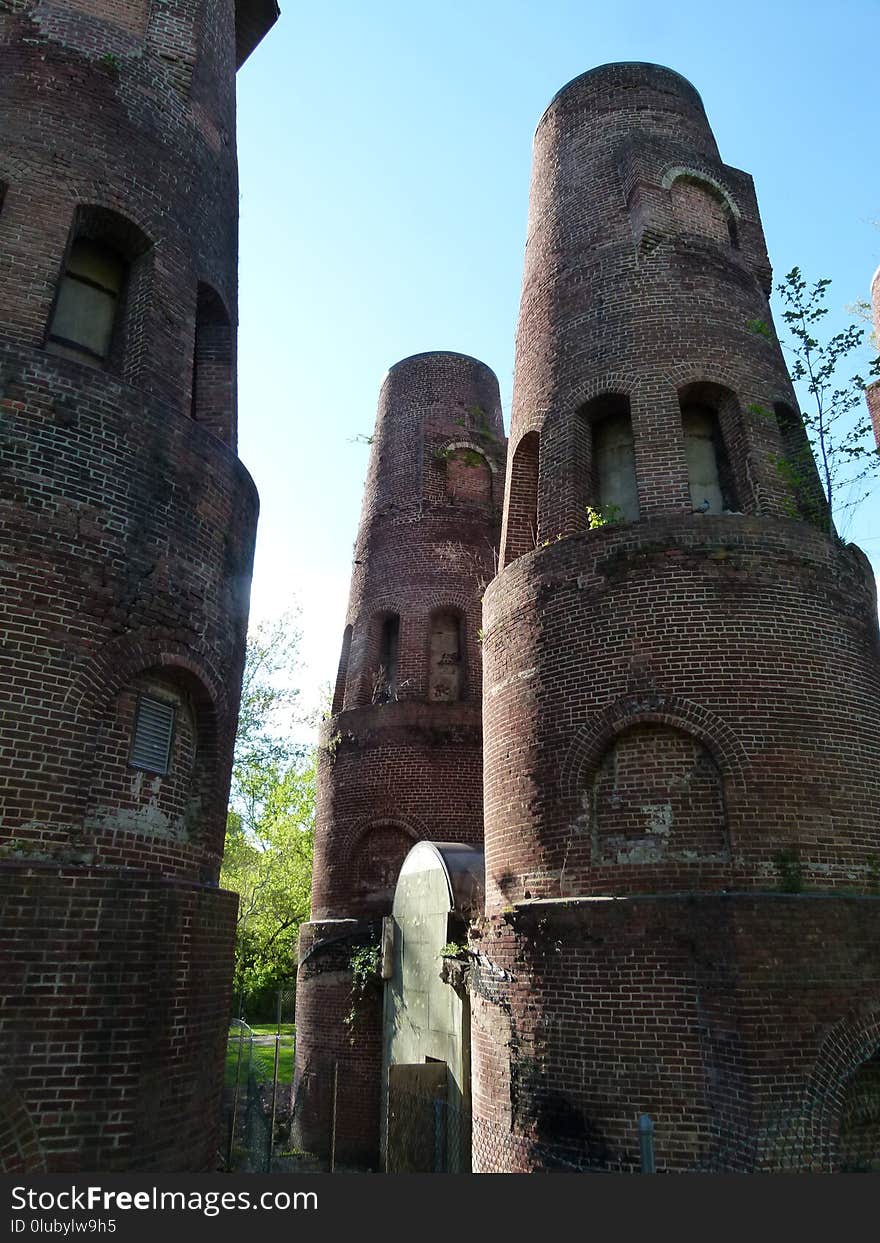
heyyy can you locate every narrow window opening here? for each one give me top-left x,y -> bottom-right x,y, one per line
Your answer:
429,610 -> 463,702
129,695 -> 175,775
47,238 -> 126,366
592,408 -> 639,523
374,615 -> 400,704
682,403 -> 738,513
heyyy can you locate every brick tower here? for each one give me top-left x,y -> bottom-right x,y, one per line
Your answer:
471,64 -> 880,1173
0,1 -> 277,1172
294,352 -> 505,1167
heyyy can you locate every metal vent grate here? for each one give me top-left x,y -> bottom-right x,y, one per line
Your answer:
130,696 -> 175,774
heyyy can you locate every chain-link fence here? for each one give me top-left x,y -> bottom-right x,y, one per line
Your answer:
385,1087 -> 470,1173
222,989 -> 296,1173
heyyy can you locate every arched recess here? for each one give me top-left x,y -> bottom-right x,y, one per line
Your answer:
576,392 -> 639,525
352,821 -> 419,915
190,283 -> 235,445
46,205 -> 152,383
444,444 -> 494,506
560,692 -> 749,811
776,1008 -> 880,1172
588,722 -> 728,865
678,381 -> 745,514
504,431 -> 539,564
371,612 -> 400,704
837,1046 -> 880,1172
428,607 -> 466,703
331,625 -> 353,714
664,169 -> 740,248
773,403 -> 827,525
82,662 -> 222,857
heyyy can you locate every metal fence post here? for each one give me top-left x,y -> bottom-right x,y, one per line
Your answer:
638,1113 -> 656,1173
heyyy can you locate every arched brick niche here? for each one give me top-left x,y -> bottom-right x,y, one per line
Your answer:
83,664 -> 222,870
331,624 -> 353,714
666,170 -> 740,248
190,282 -> 235,446
445,445 -> 494,507
503,431 -> 539,565
677,381 -> 747,513
588,722 -> 729,866
576,393 -> 639,525
353,822 -> 417,915
428,607 -> 466,703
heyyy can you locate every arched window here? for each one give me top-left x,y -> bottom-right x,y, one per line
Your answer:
47,238 -> 126,365
429,610 -> 464,702
46,206 -> 151,376
331,625 -> 352,714
679,386 -> 741,514
373,614 -> 400,704
575,394 -> 639,526
191,283 -> 234,444
503,431 -> 539,563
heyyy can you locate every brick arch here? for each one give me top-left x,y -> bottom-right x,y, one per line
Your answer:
560,371 -> 638,414
661,165 -> 742,219
350,819 -> 422,914
0,1078 -> 45,1175
560,693 -> 750,806
65,636 -> 229,847
442,440 -> 500,474
64,635 -> 227,724
765,1006 -> 880,1172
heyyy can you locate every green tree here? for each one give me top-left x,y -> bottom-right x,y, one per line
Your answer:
221,611 -> 316,1018
773,267 -> 880,536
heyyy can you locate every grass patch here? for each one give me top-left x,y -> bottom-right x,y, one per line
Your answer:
225,1030 -> 294,1087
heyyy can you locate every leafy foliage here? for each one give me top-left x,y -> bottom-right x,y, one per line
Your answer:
773,267 -> 880,535
221,610 -> 316,1015
586,502 -> 624,529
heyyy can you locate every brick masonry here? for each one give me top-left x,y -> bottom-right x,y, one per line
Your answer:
294,353 -> 506,1166
299,64 -> 880,1174
472,62 -> 880,1173
0,0 -> 277,1172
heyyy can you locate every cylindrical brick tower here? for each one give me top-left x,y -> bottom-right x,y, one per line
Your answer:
0,1 -> 277,1172
294,352 -> 506,1167
472,64 -> 880,1173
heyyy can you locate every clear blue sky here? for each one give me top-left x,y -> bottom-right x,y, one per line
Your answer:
234,0 -> 880,719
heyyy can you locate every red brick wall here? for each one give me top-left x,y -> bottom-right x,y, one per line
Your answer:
0,0 -> 271,1172
292,920 -> 383,1167
482,517 -> 880,907
0,863 -> 237,1172
471,895 -> 880,1173
296,353 -> 506,1167
474,63 -> 880,1174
